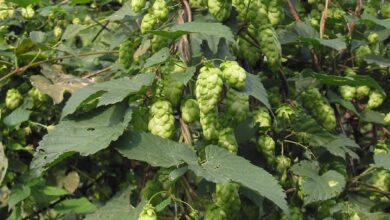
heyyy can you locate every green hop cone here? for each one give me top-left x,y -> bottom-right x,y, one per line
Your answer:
275,104 -> 294,121
5,89 -> 22,110
366,90 -> 385,109
235,36 -> 261,65
384,113 -> 390,126
247,0 -> 268,26
161,79 -> 184,106
232,0 -> 247,21
339,85 -> 356,101
207,0 -> 232,22
258,25 -> 282,72
200,111 -> 219,140
204,204 -> 227,220
140,179 -> 163,201
215,183 -> 241,219
368,169 -> 390,202
354,45 -> 372,66
301,88 -> 336,131
190,0 -> 206,7
118,38 -> 136,69
267,0 -> 284,26
381,2 -> 390,18
281,206 -> 303,220
256,135 -> 275,165
195,65 -> 223,113
220,60 -> 247,90
28,87 -> 48,106
224,89 -> 249,124
252,107 -> 272,129
218,127 -> 238,153
138,204 -> 157,220
151,34 -> 169,52
180,99 -> 200,123
367,32 -> 379,44
160,60 -> 187,77
148,100 -> 175,139
131,0 -> 146,12
152,0 -> 169,21
156,168 -> 176,190
355,85 -> 370,99
276,155 -> 291,172
141,13 -> 158,33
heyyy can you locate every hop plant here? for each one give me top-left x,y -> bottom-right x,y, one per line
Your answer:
152,0 -> 168,21
247,0 -> 268,26
281,206 -> 303,220
131,0 -> 146,12
204,204 -> 227,220
355,85 -> 370,99
258,25 -> 282,72
368,169 -> 390,202
367,32 -> 379,44
232,0 -> 247,21
252,107 -> 271,129
339,85 -> 356,101
354,45 -> 372,65
218,127 -> 238,153
207,0 -> 232,22
141,13 -> 158,33
384,113 -> 390,126
140,179 -> 163,201
190,0 -> 206,8
151,34 -> 169,52
301,88 -> 336,131
28,87 -> 48,106
366,90 -> 385,109
180,99 -> 200,123
267,0 -> 284,26
276,155 -> 291,185
53,26 -> 62,39
381,2 -> 390,18
200,111 -> 220,140
161,79 -> 184,106
195,65 -> 223,113
214,183 -> 241,219
148,100 -> 175,139
224,89 -> 249,124
5,89 -> 22,110
220,60 -> 247,90
235,36 -> 261,65
138,204 -> 157,220
275,104 -> 294,121
118,38 -> 136,69
256,135 -> 275,165
21,5 -> 35,19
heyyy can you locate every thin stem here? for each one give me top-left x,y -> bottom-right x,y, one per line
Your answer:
0,50 -> 118,82
320,0 -> 330,39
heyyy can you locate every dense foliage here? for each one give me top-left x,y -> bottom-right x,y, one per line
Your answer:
0,0 -> 390,219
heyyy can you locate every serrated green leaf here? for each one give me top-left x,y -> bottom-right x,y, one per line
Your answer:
29,31 -> 46,44
3,107 -> 31,128
61,24 -> 87,40
360,15 -> 390,29
374,152 -> 390,171
71,0 -> 92,5
84,187 -> 144,220
291,160 -> 346,204
53,197 -> 96,214
62,73 -> 154,118
363,55 -> 390,68
30,104 -> 132,176
155,198 -> 171,212
292,110 -> 358,159
115,132 -> 198,167
302,71 -> 384,94
7,0 -> 40,7
189,145 -> 289,214
107,2 -> 136,21
0,143 -> 7,185
144,47 -> 170,68
170,22 -> 234,43
328,91 -> 359,115
170,66 -> 196,84
8,184 -> 31,209
40,186 -> 69,196
115,133 -> 288,214
243,73 -> 271,110
359,110 -> 386,125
